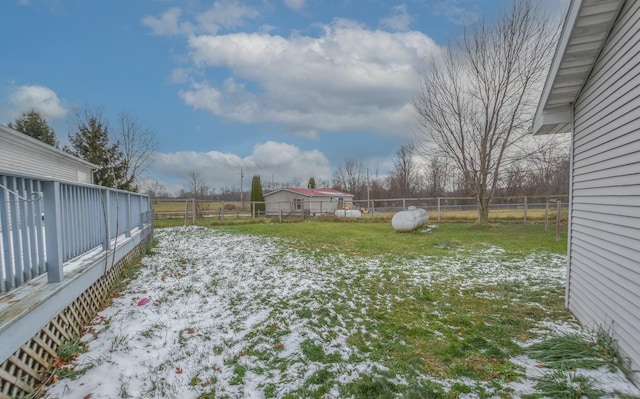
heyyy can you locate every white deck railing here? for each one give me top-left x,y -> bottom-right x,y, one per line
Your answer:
0,171 -> 152,294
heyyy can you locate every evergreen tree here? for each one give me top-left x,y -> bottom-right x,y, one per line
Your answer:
307,177 -> 316,189
66,111 -> 133,190
9,110 -> 58,147
250,175 -> 265,212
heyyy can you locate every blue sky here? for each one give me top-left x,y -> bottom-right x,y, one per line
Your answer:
0,0 -> 567,194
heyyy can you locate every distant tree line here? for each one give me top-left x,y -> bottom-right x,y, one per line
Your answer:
331,141 -> 569,202
145,137 -> 567,202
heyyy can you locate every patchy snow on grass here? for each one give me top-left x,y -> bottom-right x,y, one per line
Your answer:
44,226 -> 639,399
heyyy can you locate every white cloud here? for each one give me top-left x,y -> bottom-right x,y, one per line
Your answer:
169,68 -> 191,84
380,4 -> 413,32
284,0 -> 305,12
141,7 -> 190,36
433,0 -> 480,26
9,85 -> 67,120
197,1 -> 260,35
179,20 -> 439,139
150,141 -> 332,192
178,81 -> 225,115
142,1 -> 259,37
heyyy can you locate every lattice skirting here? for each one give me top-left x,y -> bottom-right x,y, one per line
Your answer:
0,237 -> 151,399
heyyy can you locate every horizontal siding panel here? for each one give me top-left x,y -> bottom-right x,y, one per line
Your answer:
0,139 -> 90,182
568,259 -> 638,325
573,184 -> 640,196
573,168 -> 640,186
573,195 -> 640,207
574,132 -> 640,167
572,201 -> 640,218
571,229 -> 640,273
572,208 -> 640,229
575,67 -> 640,141
567,262 -> 640,369
576,2 -> 640,116
567,273 -> 626,332
572,236 -> 640,292
567,283 -> 640,372
574,152 -> 640,177
572,216 -> 640,243
574,5 -> 640,153
575,86 -> 640,149
575,79 -> 640,149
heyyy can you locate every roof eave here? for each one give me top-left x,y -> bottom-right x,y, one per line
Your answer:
532,0 -> 625,135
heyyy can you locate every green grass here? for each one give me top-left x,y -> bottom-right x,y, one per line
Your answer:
214,220 -> 567,257
523,370 -> 605,399
150,221 -> 570,397
54,222 -> 640,399
526,332 -> 616,371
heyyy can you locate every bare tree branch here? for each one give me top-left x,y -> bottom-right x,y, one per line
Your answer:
118,112 -> 158,191
414,0 -> 559,223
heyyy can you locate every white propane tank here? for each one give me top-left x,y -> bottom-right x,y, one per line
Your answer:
334,209 -> 362,218
391,206 -> 428,232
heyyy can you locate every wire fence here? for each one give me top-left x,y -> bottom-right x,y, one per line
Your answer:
151,195 -> 569,224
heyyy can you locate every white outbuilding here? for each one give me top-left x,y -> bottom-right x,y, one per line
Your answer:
532,0 -> 639,384
264,188 -> 354,216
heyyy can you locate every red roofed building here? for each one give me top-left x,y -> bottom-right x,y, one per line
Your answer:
264,188 -> 354,216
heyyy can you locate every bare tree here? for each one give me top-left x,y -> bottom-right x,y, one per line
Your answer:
422,154 -> 451,198
388,144 -> 418,198
414,0 -> 557,223
332,159 -> 367,198
143,180 -> 166,199
186,172 -> 210,217
118,112 -> 158,191
528,137 -> 570,195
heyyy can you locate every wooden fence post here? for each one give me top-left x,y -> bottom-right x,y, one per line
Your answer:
545,200 -> 549,232
437,197 -> 441,222
523,196 -> 528,223
556,200 -> 562,241
192,198 -> 196,225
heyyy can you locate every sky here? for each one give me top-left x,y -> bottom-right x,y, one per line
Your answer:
0,0 -> 568,195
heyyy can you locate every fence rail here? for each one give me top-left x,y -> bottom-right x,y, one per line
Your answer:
151,195 -> 569,223
1,171 -> 152,295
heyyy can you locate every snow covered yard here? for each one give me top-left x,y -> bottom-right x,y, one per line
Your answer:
45,226 -> 640,398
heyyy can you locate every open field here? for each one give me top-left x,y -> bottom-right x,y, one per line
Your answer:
43,222 -> 639,398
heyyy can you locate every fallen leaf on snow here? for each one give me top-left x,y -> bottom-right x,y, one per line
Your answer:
137,297 -> 151,306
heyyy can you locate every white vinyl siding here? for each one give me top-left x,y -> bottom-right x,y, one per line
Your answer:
0,127 -> 94,183
264,189 -> 354,216
571,0 -> 640,375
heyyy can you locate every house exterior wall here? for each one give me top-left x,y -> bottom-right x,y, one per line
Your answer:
264,190 -> 300,215
570,0 -> 640,377
264,190 -> 352,216
0,125 -> 94,184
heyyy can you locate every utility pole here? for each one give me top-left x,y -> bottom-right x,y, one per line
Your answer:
366,168 -> 370,211
240,169 -> 244,210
